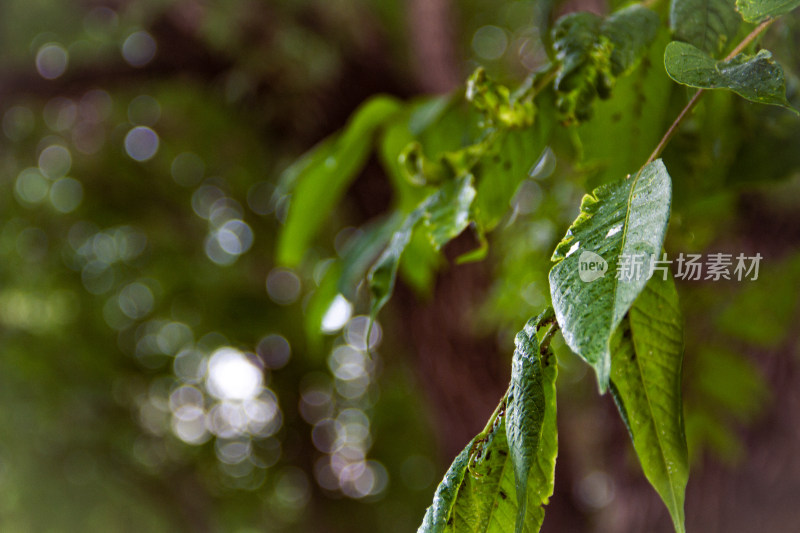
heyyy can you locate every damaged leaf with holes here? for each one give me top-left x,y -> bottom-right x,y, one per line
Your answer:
549,160 -> 672,391
551,5 -> 659,123
664,41 -> 797,111
418,309 -> 558,533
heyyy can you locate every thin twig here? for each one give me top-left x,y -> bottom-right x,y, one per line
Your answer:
643,18 -> 776,167
724,18 -> 776,61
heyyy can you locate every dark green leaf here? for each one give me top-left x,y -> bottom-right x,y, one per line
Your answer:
418,442 -> 472,532
609,274 -> 688,533
368,207 -> 425,319
549,160 -> 672,391
506,308 -> 558,533
474,126 -> 551,232
736,0 -> 800,21
418,313 -> 559,533
337,214 -> 401,298
277,95 -> 402,266
602,5 -> 661,76
551,6 -> 659,123
664,41 -> 796,110
448,417 -> 521,532
553,12 -> 604,90
576,30 -> 673,188
423,175 -> 477,250
368,175 -> 476,318
670,0 -> 741,56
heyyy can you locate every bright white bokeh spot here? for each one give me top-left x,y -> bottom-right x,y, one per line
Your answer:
216,219 -> 253,255
472,25 -> 508,60
266,268 -> 301,305
122,31 -> 157,67
321,294 -> 352,333
124,126 -> 159,161
204,234 -> 237,266
206,347 -> 263,401
49,177 -> 83,213
36,43 -> 69,79
38,144 -> 72,178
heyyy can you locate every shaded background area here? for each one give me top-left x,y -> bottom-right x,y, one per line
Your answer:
1,0 -> 800,532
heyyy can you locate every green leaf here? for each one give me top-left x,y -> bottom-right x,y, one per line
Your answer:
418,313 -> 559,533
552,12 -> 611,122
506,309 -> 558,533
368,208 -> 425,319
418,442 -> 472,532
576,29 -> 673,189
448,417 -> 522,532
549,160 -> 672,391
602,5 -> 661,76
337,214 -> 401,298
368,175 -> 476,318
670,0 -> 741,56
736,0 -> 800,21
664,41 -> 796,110
553,12 -> 604,89
609,274 -> 689,533
550,6 -> 659,123
277,95 -> 402,266
474,125 -> 551,232
466,68 -> 537,128
424,175 -> 477,250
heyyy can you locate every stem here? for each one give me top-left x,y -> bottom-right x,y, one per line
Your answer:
724,18 -> 775,61
643,18 -> 776,167
476,388 -> 509,438
644,89 -> 704,165
539,322 -> 560,354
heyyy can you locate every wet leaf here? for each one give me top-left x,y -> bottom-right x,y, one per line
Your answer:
609,274 -> 688,533
418,312 -> 558,533
602,5 -> 661,76
506,308 -> 558,533
549,160 -> 672,391
736,0 -> 800,22
368,175 -> 476,318
664,41 -> 796,110
670,0 -> 741,56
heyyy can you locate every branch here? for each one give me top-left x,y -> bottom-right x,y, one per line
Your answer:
643,18 -> 776,166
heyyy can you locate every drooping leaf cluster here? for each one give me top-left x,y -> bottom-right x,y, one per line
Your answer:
276,0 -> 800,531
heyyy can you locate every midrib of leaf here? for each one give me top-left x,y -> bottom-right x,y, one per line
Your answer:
629,318 -> 683,532
482,444 -> 515,531
608,168 -> 646,338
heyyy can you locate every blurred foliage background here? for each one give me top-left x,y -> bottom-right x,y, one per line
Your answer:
2,0 -> 800,532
